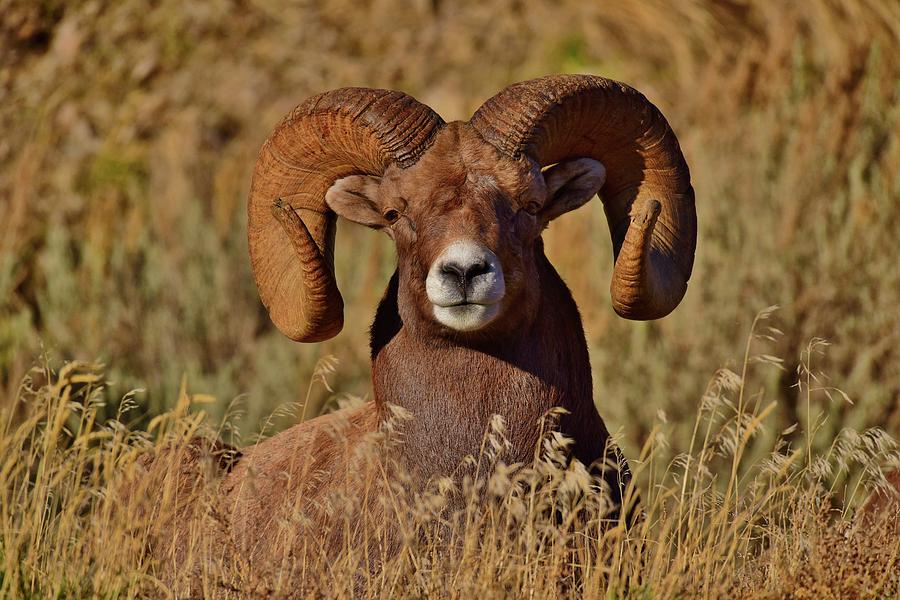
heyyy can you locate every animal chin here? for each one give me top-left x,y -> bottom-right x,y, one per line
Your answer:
432,302 -> 501,332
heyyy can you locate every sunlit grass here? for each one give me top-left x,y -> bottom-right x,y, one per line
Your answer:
2,313 -> 897,598
1,0 -> 898,597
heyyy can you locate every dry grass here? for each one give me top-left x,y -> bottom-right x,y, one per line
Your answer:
1,315 -> 898,598
1,0 -> 899,597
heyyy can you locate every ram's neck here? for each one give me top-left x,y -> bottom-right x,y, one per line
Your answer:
370,254 -> 611,480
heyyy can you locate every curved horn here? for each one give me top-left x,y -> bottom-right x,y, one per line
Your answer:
249,88 -> 444,341
470,75 -> 696,320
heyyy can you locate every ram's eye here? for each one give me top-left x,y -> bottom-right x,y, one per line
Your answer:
524,201 -> 542,215
383,208 -> 401,224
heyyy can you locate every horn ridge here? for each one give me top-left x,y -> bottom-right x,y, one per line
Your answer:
469,74 -> 696,320
248,88 -> 444,341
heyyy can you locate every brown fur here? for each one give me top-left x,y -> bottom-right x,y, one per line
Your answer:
221,402 -> 385,564
142,122 -> 635,580
115,437 -> 240,593
860,468 -> 900,526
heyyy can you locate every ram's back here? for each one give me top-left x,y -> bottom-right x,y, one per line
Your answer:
221,401 -> 383,566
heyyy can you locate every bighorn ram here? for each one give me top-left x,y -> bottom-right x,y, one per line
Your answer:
139,75 -> 697,572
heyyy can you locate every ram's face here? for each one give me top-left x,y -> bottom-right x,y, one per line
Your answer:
383,125 -> 546,335
250,79 -> 695,345
326,123 -> 606,338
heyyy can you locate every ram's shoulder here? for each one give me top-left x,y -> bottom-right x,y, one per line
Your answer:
860,468 -> 900,526
226,401 -> 380,486
114,437 -> 240,518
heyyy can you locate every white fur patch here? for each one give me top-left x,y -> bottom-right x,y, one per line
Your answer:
426,240 -> 505,331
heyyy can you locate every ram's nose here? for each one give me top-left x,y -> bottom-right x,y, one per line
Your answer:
426,241 -> 505,309
438,257 -> 492,293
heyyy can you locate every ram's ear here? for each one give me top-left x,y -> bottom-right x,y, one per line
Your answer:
540,158 -> 606,223
325,175 -> 387,228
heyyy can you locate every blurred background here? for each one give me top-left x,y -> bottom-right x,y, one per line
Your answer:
1,0 -> 898,461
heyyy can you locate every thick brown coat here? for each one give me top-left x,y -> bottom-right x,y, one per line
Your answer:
141,76 -> 697,583
221,124 -> 633,567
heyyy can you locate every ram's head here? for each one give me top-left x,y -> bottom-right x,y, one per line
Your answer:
248,75 -> 696,342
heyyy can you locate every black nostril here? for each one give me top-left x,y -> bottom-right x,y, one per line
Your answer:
466,260 -> 490,279
440,263 -> 466,280
440,260 -> 491,287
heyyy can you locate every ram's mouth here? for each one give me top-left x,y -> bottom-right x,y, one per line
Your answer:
432,298 -> 501,308
432,301 -> 501,332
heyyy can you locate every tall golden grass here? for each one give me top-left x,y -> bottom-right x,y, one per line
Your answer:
1,0 -> 899,596
2,0 -> 898,448
1,312 -> 898,597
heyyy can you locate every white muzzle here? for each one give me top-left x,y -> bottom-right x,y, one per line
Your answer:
425,240 -> 505,331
